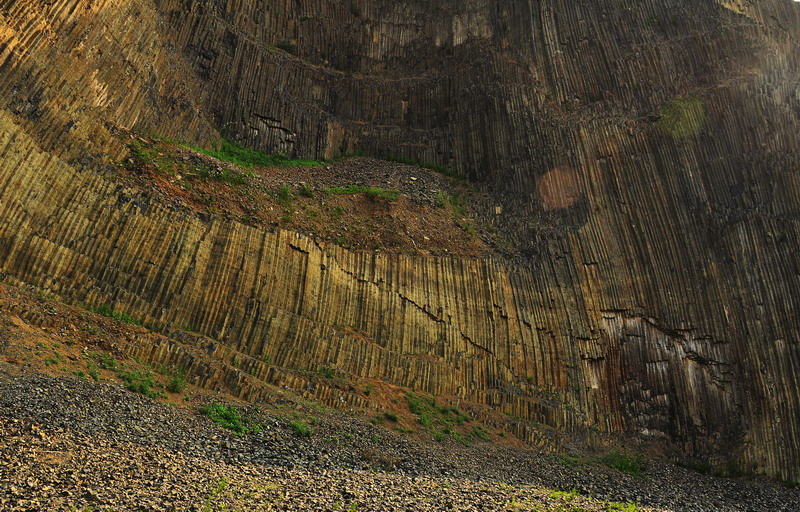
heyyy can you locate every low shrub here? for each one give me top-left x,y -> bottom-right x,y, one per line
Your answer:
98,353 -> 118,371
298,183 -> 314,198
167,369 -> 188,394
201,403 -> 260,435
89,304 -> 142,326
602,451 -> 646,478
289,420 -> 313,437
119,369 -> 161,399
318,367 -> 336,379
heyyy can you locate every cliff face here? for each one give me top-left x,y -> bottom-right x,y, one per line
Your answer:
1,0 -> 799,481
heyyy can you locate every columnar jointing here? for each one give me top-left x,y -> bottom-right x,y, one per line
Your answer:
0,0 -> 799,481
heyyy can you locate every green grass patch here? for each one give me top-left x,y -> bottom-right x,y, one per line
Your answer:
218,167 -> 249,185
203,476 -> 231,512
451,431 -> 470,446
88,304 -> 142,326
167,368 -> 188,394
43,353 -> 63,366
85,362 -> 101,381
275,39 -> 297,55
658,95 -> 705,138
326,185 -> 400,201
119,369 -> 162,399
602,451 -> 646,478
550,488 -> 580,501
289,420 -> 313,437
470,424 -> 491,441
459,219 -> 477,235
195,165 -> 251,186
605,501 -> 638,512
130,137 -> 264,187
298,183 -> 314,198
97,352 -> 118,371
130,140 -> 160,165
405,392 -> 478,443
434,191 -> 449,208
331,205 -> 345,219
201,403 -> 261,435
434,191 -> 465,215
317,367 -> 336,379
556,453 -> 582,468
192,138 -> 321,169
277,185 -> 293,205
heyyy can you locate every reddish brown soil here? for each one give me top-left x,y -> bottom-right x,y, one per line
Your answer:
120,136 -> 491,258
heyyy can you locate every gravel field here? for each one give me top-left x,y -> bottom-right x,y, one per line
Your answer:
1,372 -> 798,511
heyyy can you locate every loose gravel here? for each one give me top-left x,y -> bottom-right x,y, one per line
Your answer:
1,372 -> 798,511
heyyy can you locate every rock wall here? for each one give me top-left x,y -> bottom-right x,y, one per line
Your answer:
154,0 -> 800,184
0,106 -> 796,479
0,0 -> 217,162
1,0 -> 799,481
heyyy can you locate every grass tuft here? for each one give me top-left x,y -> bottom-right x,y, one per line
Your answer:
277,185 -> 293,205
298,183 -> 314,198
89,304 -> 142,326
192,139 -> 320,169
275,40 -> 297,55
167,368 -> 188,394
289,420 -> 313,437
318,367 -> 336,379
602,451 -> 646,478
201,403 -> 260,435
119,369 -> 162,399
98,352 -> 119,371
605,501 -> 638,511
405,392 -> 483,443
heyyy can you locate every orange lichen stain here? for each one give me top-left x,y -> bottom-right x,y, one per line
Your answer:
536,166 -> 582,211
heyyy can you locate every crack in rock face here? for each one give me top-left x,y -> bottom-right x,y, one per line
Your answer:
0,0 -> 799,485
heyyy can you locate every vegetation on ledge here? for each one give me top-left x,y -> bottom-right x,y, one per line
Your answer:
190,138 -> 323,169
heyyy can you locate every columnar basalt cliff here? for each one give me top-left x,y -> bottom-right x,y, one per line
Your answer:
1,0 -> 799,482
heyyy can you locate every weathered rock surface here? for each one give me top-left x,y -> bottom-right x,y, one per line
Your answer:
1,0 -> 799,483
2,372 -> 798,511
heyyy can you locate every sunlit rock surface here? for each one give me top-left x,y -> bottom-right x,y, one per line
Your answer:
1,0 -> 798,481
